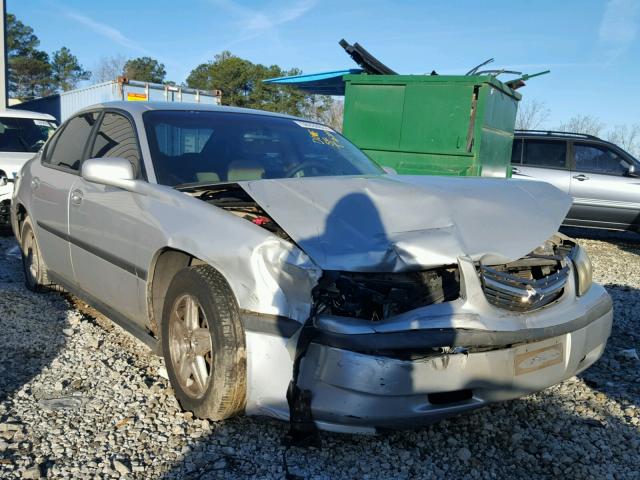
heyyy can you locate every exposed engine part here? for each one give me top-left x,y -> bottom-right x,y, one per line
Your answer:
313,267 -> 460,321
189,184 -> 292,241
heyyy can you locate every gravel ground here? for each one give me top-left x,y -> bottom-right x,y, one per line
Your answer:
0,229 -> 639,479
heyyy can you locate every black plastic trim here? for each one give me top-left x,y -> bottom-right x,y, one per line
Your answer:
311,292 -> 612,353
240,311 -> 301,337
37,220 -> 147,280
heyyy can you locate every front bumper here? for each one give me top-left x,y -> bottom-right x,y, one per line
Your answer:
297,275 -> 612,433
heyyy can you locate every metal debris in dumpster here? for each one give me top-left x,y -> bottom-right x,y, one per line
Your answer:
265,40 -> 549,178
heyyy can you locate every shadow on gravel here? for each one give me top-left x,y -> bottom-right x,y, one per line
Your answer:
578,283 -> 640,406
160,377 -> 640,479
561,226 -> 640,256
160,229 -> 640,479
0,238 -> 68,402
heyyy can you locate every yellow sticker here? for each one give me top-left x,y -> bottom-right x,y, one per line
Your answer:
127,92 -> 148,101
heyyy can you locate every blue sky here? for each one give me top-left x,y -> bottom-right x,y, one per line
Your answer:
10,0 -> 640,127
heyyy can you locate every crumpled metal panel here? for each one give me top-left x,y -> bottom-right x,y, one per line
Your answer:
239,175 -> 572,271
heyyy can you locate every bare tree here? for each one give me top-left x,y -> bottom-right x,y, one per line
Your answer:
555,115 -> 605,137
606,124 -> 640,158
515,100 -> 550,130
317,99 -> 344,132
93,55 -> 127,83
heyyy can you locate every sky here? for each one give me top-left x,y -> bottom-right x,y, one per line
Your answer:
10,0 -> 640,128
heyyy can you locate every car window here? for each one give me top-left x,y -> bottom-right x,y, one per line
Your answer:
511,139 -> 523,164
154,123 -> 214,156
522,140 -> 567,168
91,112 -> 142,177
46,112 -> 98,171
0,117 -> 57,153
574,143 -> 629,175
143,111 -> 383,187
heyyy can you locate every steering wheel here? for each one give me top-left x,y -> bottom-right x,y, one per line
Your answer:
285,161 -> 330,178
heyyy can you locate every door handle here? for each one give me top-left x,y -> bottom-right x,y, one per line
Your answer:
31,177 -> 40,190
512,166 -> 520,174
71,189 -> 83,205
573,174 -> 589,181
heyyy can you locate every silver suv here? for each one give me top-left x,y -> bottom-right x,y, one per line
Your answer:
511,130 -> 640,232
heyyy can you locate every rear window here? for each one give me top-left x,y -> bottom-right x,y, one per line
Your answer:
45,113 -> 98,171
522,140 -> 567,169
0,117 -> 57,153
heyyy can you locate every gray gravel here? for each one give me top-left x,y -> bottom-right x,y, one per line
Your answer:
1,229 -> 639,479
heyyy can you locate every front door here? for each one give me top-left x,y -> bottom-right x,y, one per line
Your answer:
568,141 -> 640,230
68,111 -> 149,324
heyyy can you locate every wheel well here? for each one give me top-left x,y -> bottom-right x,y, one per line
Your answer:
15,204 -> 28,240
147,248 -> 207,337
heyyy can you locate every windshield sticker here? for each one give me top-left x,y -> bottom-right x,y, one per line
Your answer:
307,129 -> 343,149
294,120 -> 333,132
34,120 -> 53,127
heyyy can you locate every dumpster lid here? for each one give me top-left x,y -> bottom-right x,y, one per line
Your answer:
263,69 -> 363,95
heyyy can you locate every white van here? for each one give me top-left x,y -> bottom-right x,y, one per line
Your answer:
0,109 -> 57,229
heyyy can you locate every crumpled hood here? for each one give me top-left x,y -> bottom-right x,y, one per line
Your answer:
239,175 -> 572,271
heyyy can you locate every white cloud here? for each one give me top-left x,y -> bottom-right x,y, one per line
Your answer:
63,11 -> 150,54
209,0 -> 317,46
598,0 -> 640,59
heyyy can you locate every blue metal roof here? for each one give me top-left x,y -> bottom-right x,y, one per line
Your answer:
263,69 -> 363,95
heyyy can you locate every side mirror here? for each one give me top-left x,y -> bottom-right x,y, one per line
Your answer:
82,157 -> 141,192
626,164 -> 637,177
0,172 -> 8,187
381,166 -> 398,175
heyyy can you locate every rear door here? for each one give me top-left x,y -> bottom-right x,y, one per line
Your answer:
511,138 -> 571,193
31,112 -> 99,283
567,141 -> 640,230
68,110 -> 149,324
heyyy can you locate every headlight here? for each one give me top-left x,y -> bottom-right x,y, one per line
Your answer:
571,245 -> 592,296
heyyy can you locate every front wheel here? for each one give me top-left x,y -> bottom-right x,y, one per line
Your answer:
161,265 -> 246,420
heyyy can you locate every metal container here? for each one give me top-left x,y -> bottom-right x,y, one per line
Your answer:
342,74 -> 521,177
12,78 -> 222,123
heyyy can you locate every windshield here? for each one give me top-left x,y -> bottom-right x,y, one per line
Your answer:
0,117 -> 57,153
143,110 -> 383,186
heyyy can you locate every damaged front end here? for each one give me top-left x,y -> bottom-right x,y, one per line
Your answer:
292,237 -> 612,433
182,177 -> 612,434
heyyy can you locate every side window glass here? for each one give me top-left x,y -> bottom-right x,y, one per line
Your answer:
574,143 -> 628,175
511,139 -> 523,164
523,140 -> 567,168
45,112 -> 98,171
42,126 -> 64,162
91,113 -> 142,177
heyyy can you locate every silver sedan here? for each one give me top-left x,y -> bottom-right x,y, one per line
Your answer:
11,102 -> 612,435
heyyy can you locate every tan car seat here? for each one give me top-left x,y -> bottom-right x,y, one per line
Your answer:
226,159 -> 265,182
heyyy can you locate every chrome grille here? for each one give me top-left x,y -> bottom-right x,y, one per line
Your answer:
480,264 -> 569,312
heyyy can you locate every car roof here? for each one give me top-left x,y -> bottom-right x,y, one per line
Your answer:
77,101 -> 309,123
514,130 -> 600,141
514,129 -> 638,160
2,108 -> 57,121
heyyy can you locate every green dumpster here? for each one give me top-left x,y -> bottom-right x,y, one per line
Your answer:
342,74 -> 522,177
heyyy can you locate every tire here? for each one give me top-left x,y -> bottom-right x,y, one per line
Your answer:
161,265 -> 246,420
20,216 -> 49,292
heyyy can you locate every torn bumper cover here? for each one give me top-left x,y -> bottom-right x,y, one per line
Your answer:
292,259 -> 612,434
